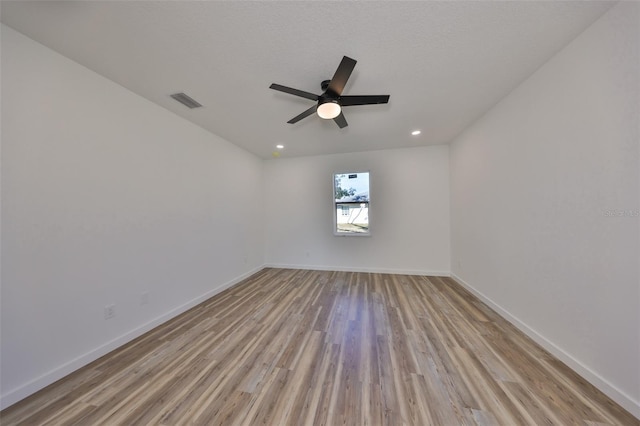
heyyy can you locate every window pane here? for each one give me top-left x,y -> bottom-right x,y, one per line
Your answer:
334,172 -> 370,235
335,202 -> 369,233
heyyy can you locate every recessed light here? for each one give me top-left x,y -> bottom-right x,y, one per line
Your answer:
411,130 -> 421,136
276,144 -> 284,149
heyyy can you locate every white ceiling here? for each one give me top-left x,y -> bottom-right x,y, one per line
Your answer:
1,1 -> 613,159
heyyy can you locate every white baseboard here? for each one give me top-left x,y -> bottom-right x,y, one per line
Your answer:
450,273 -> 640,420
0,265 -> 265,411
264,263 -> 450,277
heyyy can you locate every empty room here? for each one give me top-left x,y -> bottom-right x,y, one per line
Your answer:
1,1 -> 638,425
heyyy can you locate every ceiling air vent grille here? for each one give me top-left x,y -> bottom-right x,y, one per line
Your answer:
170,92 -> 203,109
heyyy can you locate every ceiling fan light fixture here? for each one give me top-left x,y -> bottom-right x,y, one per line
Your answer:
317,100 -> 341,119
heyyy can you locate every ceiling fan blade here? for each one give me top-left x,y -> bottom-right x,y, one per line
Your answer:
270,83 -> 319,101
327,56 -> 357,96
287,105 -> 318,124
340,95 -> 390,106
333,112 -> 348,128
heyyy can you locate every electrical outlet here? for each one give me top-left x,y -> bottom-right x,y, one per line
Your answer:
140,292 -> 149,306
104,304 -> 116,320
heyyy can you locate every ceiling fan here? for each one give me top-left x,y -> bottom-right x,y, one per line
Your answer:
269,56 -> 390,129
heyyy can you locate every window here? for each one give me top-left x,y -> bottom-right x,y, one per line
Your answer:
333,172 -> 370,236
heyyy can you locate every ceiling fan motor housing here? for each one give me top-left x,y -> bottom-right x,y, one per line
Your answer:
321,80 -> 332,92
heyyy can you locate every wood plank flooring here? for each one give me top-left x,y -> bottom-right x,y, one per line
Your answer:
1,268 -> 638,425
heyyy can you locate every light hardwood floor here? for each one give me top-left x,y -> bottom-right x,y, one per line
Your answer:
1,268 -> 638,425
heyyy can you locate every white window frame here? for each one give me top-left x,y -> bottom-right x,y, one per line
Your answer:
333,171 -> 371,237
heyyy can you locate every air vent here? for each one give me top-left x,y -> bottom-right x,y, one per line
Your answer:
170,92 -> 203,109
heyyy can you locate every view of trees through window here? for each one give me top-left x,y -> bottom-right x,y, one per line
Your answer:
333,172 -> 370,235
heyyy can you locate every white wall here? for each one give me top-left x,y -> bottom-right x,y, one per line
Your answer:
264,146 -> 450,275
0,25 -> 264,409
450,2 -> 639,416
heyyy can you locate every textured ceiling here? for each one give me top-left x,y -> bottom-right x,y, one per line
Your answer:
1,1 -> 613,159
